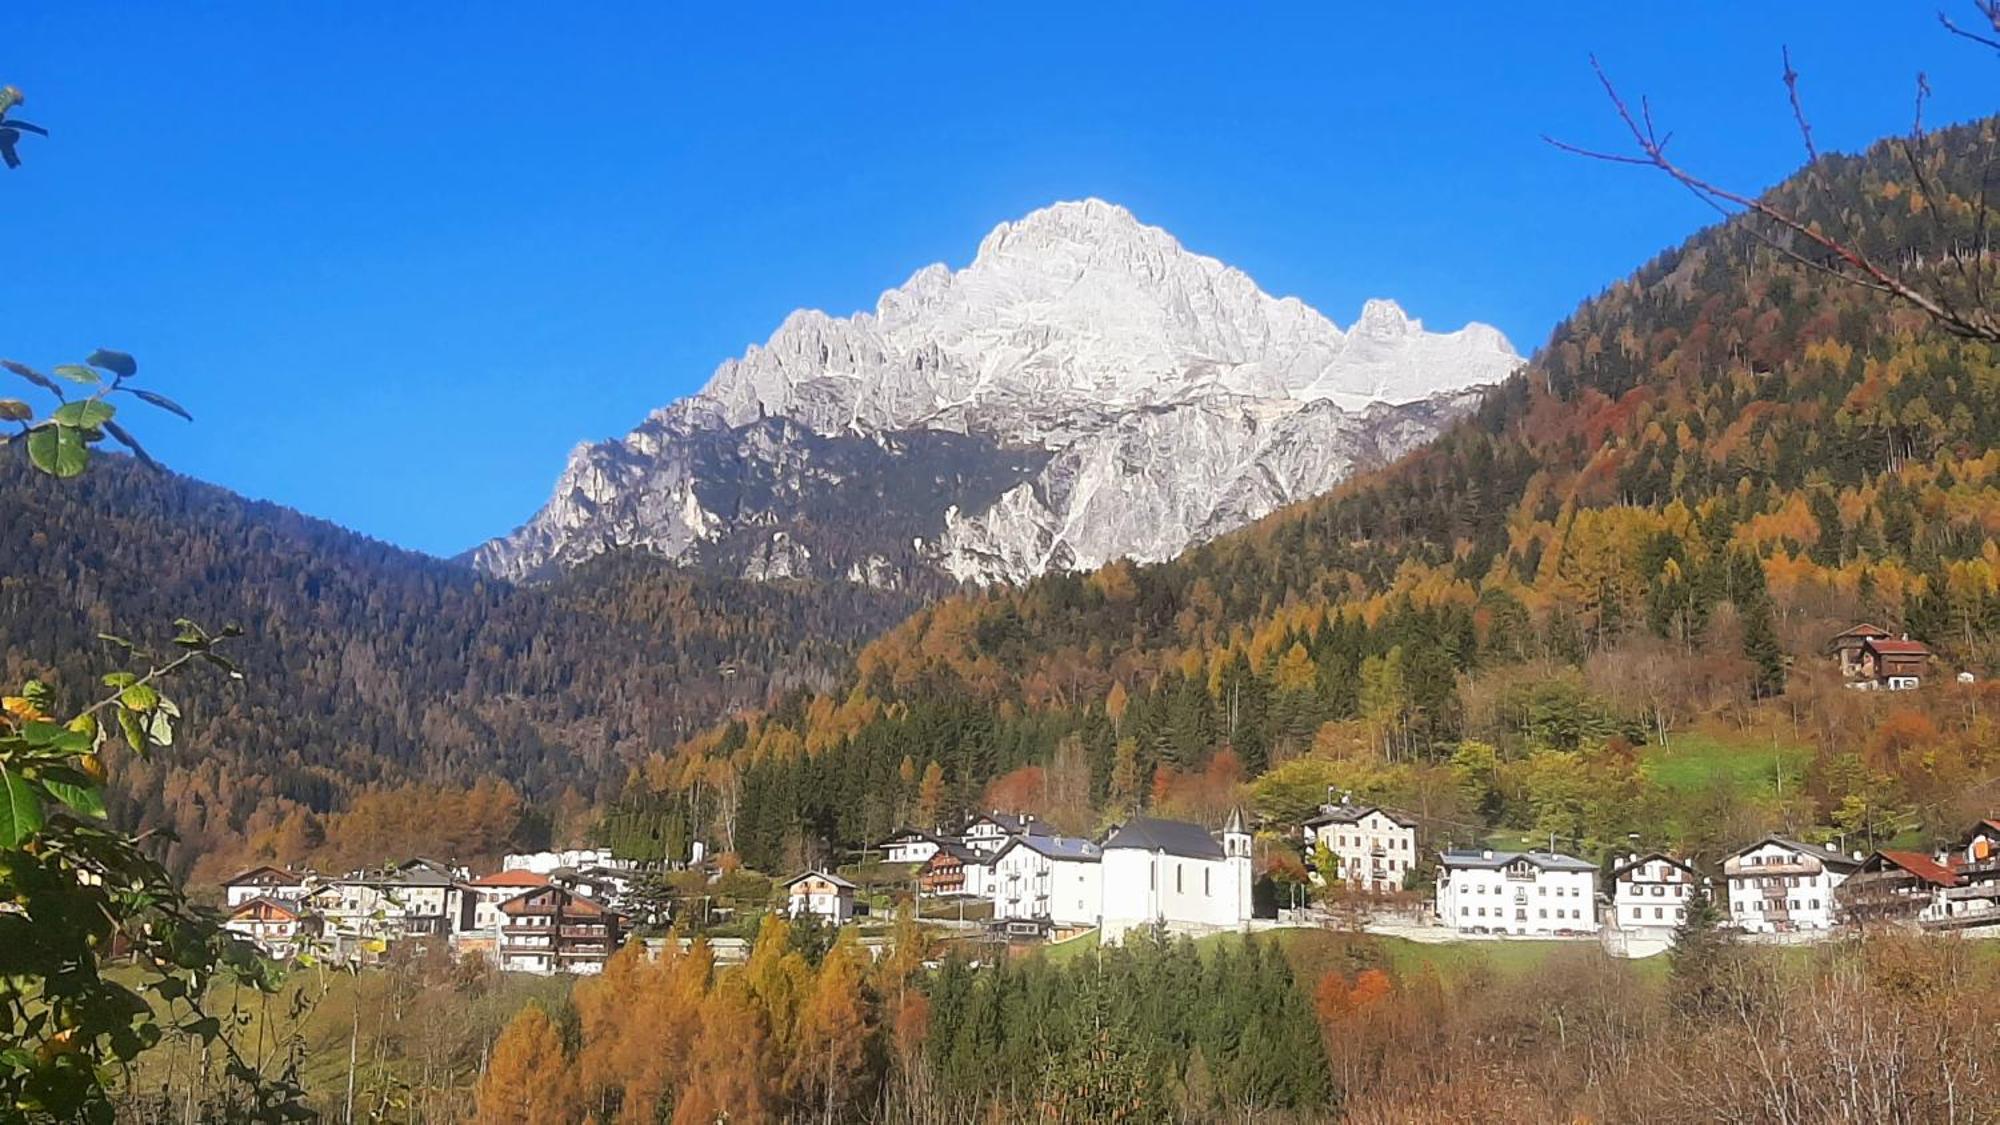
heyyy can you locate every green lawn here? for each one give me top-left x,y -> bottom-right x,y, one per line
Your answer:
1640,731 -> 1810,798
1039,928 -> 1102,965
1187,928 -> 1672,987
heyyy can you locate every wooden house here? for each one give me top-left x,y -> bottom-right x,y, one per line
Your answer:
497,884 -> 625,975
1838,850 -> 1960,926
1828,623 -> 1894,677
224,896 -> 318,957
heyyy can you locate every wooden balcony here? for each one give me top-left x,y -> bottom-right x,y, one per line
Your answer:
1724,858 -> 1822,877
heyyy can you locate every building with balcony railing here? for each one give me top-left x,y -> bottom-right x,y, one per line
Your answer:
497,884 -> 625,975
1722,837 -> 1862,934
1839,850 -> 1960,926
1922,819 -> 2000,932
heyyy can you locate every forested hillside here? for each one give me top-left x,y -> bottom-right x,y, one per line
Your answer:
635,118 -> 2000,872
0,457 -> 919,878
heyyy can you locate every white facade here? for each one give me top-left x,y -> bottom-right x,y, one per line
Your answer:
959,852 -> 996,898
469,875 -> 550,933
222,867 -> 310,908
991,837 -> 1102,927
1724,838 -> 1859,934
880,831 -> 943,865
785,872 -> 856,923
1099,814 -> 1253,944
1435,850 -> 1597,936
1303,803 -> 1418,893
1608,853 -> 1705,941
502,848 -> 622,875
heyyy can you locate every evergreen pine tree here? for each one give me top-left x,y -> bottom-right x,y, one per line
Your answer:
1666,883 -> 1734,1020
1742,594 -> 1787,699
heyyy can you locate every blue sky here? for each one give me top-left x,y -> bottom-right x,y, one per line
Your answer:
6,4 -> 1991,556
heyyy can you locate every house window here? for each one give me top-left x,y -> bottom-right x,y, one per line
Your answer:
1205,869 -> 1212,896
1176,866 -> 1183,894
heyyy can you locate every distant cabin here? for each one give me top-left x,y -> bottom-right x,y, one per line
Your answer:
783,870 -> 857,923
1828,623 -> 1894,676
1830,625 -> 1932,690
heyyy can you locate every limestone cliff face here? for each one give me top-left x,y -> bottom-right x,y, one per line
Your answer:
472,200 -> 1520,585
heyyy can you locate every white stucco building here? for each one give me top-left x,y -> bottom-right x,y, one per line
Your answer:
467,869 -> 553,933
221,866 -> 312,909
1301,799 -> 1419,893
783,870 -> 857,924
960,811 -> 1050,850
502,848 -> 628,875
1435,849 -> 1598,936
1605,852 -> 1707,954
1099,810 -> 1253,944
1723,836 -> 1861,934
991,833 -> 1101,932
876,828 -> 950,865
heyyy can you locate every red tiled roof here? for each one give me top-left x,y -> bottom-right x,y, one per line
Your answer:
1865,639 -> 1932,656
1876,850 -> 1960,887
469,870 -> 551,887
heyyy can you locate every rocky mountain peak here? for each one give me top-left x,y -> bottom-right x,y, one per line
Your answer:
471,201 -> 1522,584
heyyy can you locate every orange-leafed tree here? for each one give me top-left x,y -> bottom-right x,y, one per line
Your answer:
473,1004 -> 577,1125
674,975 -> 773,1125
789,931 -> 876,1119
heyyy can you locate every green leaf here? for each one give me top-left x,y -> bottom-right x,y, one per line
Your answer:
20,720 -> 67,746
145,710 -> 174,747
128,388 -> 192,422
118,683 -> 159,713
85,349 -> 137,378
0,398 -> 30,422
117,709 -> 148,756
50,364 -> 101,386
26,424 -> 87,477
0,767 -> 44,846
101,671 -> 138,687
50,399 -> 114,429
41,777 -> 105,819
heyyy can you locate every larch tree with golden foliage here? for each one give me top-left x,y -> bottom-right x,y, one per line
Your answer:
473,1004 -> 576,1125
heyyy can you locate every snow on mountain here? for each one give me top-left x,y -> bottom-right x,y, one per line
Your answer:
471,199 -> 1521,584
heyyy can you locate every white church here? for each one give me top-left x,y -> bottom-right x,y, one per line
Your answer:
1098,810 -> 1254,943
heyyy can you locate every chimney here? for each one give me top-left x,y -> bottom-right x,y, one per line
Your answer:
1481,849 -> 1494,860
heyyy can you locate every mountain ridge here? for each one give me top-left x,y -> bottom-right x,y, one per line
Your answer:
472,199 -> 1521,584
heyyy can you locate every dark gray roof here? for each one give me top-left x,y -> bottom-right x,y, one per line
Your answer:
1101,816 -> 1225,860
1735,836 -> 1863,871
930,841 -> 998,866
877,827 -> 953,848
1439,849 -> 1597,872
995,834 -> 1101,862
1303,803 -> 1417,830
965,811 -> 1053,838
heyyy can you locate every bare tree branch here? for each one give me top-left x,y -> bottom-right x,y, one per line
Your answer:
1938,2 -> 2000,53
1781,47 -> 1818,164
1545,56 -> 2000,344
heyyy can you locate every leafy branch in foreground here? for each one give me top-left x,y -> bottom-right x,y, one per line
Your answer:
2,349 -> 191,476
1,349 -> 314,1120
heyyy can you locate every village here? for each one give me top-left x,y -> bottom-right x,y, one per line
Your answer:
215,623 -> 1992,973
